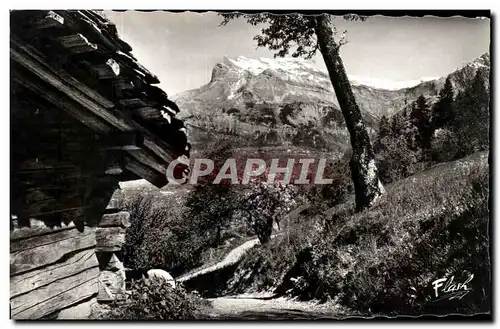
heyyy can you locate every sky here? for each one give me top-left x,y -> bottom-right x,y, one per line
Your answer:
105,11 -> 490,95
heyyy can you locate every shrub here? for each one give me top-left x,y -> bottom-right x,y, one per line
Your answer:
103,278 -> 210,320
226,204 -> 321,294
122,192 -> 209,276
238,181 -> 298,243
429,128 -> 459,163
298,151 -> 353,209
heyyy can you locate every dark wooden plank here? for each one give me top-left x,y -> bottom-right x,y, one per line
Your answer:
10,249 -> 98,297
124,156 -> 168,188
10,226 -> 96,275
114,49 -> 160,84
118,98 -> 147,109
19,193 -> 82,219
105,189 -> 124,212
10,219 -> 76,241
11,160 -> 79,172
93,58 -> 120,79
10,267 -> 99,319
33,11 -> 65,29
99,131 -> 144,151
11,69 -> 111,133
99,212 -> 130,228
11,40 -> 184,164
11,35 -> 115,112
10,42 -> 128,129
55,33 -> 98,54
132,106 -> 163,121
127,149 -> 168,174
95,227 -> 126,252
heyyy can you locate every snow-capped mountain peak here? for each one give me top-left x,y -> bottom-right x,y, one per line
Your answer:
222,55 -> 439,91
172,53 -> 489,151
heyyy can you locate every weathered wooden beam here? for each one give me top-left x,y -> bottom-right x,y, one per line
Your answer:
10,226 -> 96,275
11,37 -> 186,182
15,190 -> 83,220
11,69 -> 111,133
118,98 -> 147,110
51,10 -> 119,55
133,106 -> 163,121
113,77 -> 134,90
127,149 -> 167,175
95,227 -> 126,252
10,38 -> 123,125
10,218 -> 75,241
10,249 -> 98,298
100,212 -> 130,228
105,188 -> 124,212
124,156 -> 168,188
12,167 -> 84,188
142,136 -> 177,164
99,131 -> 144,151
93,58 -> 120,79
12,65 -> 170,184
56,297 -> 97,320
104,164 -> 123,176
56,34 -> 98,54
33,11 -> 65,29
10,267 -> 99,319
115,50 -> 160,84
97,269 -> 126,303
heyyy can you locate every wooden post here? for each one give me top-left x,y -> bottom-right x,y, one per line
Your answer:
96,187 -> 129,303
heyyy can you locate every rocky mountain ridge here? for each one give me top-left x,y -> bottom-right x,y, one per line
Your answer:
172,53 -> 489,153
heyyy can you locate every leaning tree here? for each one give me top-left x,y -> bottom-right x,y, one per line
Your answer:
220,13 -> 385,211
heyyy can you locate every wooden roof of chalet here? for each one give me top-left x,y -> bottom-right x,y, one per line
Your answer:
10,10 -> 190,188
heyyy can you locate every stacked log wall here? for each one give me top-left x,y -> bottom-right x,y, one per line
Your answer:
9,188 -> 131,319
10,220 -> 99,319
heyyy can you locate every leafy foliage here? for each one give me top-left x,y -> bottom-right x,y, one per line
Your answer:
432,76 -> 455,129
122,192 -> 209,276
374,111 -> 424,184
184,143 -> 243,247
303,151 -> 353,207
411,95 -> 433,149
103,278 -> 210,320
452,70 -> 490,156
238,181 -> 298,243
375,66 -> 489,183
219,13 -> 365,59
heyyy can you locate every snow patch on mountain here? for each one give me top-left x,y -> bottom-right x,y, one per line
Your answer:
349,75 -> 440,90
224,56 -> 439,91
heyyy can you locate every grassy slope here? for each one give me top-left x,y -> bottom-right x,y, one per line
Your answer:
229,151 -> 490,315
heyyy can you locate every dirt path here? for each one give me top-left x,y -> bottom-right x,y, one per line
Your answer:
177,238 -> 261,282
177,204 -> 310,283
177,233 -> 284,283
203,294 -> 347,320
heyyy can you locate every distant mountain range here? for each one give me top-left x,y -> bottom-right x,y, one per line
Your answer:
172,53 -> 490,153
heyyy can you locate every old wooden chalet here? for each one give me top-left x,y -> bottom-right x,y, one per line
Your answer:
10,10 -> 190,319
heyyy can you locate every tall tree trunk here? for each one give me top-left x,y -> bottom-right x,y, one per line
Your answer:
315,14 -> 385,211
